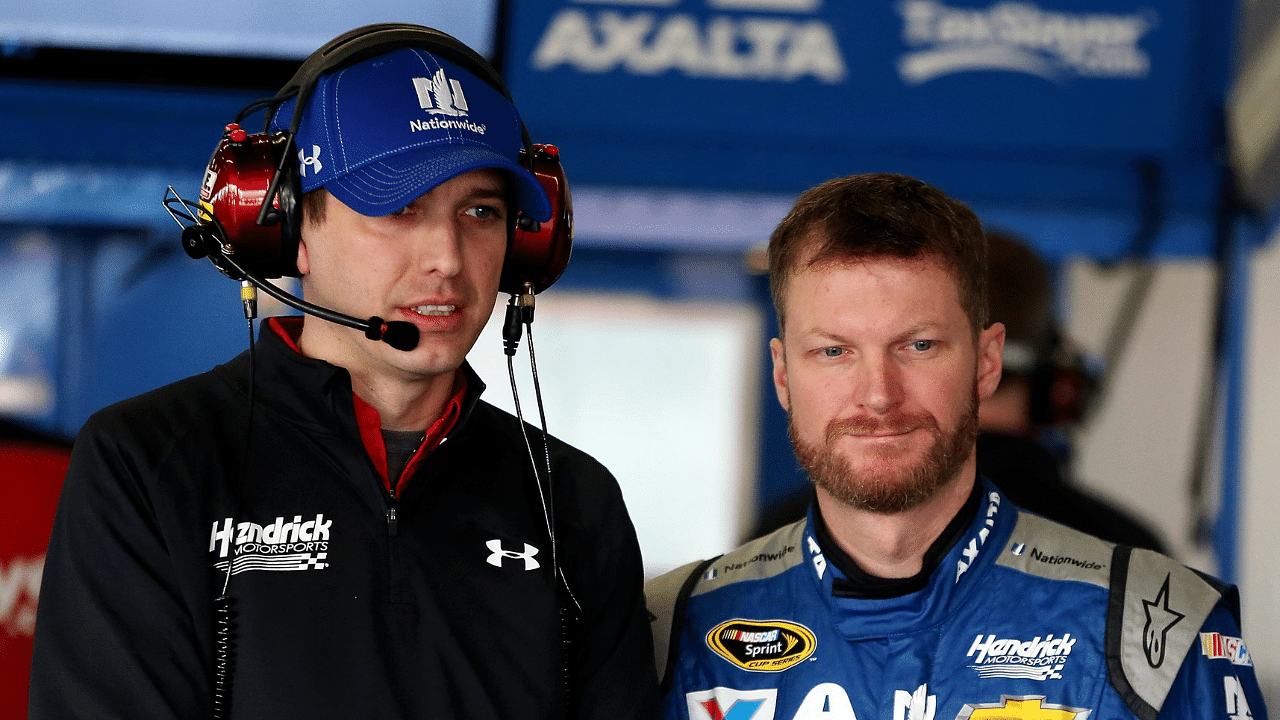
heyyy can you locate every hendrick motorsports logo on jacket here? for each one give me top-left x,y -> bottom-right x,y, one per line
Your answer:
209,514 -> 331,575
967,632 -> 1075,680
707,619 -> 816,672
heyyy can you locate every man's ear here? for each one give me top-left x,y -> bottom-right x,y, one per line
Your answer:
770,337 -> 791,412
976,322 -> 1006,401
295,234 -> 311,276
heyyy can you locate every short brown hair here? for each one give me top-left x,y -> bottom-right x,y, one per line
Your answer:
768,173 -> 988,335
301,187 -> 328,228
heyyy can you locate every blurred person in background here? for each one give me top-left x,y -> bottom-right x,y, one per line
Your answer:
976,230 -> 1166,553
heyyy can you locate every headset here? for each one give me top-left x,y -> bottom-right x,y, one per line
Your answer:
177,23 -> 572,300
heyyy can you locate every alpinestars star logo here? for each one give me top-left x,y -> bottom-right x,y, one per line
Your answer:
486,539 -> 540,570
1142,573 -> 1185,668
209,514 -> 331,575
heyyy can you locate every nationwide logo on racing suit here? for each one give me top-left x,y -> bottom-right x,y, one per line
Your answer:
209,513 -> 331,575
956,695 -> 1088,719
707,619 -> 817,671
967,632 -> 1075,680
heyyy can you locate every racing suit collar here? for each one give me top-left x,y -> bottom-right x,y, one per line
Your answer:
810,476 -> 1015,641
819,474 -> 984,599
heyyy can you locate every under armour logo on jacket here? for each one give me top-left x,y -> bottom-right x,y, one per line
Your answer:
486,539 -> 540,570
298,145 -> 323,176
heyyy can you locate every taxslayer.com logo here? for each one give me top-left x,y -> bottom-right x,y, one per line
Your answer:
707,619 -> 816,672
896,0 -> 1157,85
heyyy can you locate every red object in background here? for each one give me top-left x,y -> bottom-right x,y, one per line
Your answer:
1,422 -> 70,720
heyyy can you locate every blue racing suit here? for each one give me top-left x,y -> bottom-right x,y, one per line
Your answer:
647,478 -> 1267,720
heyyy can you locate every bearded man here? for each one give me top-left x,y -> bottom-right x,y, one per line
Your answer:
645,173 -> 1267,720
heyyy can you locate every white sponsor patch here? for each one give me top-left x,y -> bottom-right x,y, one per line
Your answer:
209,514 -> 331,575
896,0 -> 1157,85
967,632 -> 1075,680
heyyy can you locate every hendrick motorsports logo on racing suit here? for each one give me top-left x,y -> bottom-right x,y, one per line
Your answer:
967,632 -> 1075,681
209,514 -> 331,575
707,619 -> 817,672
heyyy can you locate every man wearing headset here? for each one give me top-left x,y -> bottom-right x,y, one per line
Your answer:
30,25 -> 658,720
647,173 -> 1267,720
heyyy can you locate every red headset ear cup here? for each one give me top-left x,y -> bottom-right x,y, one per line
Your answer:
500,144 -> 572,296
200,131 -> 302,279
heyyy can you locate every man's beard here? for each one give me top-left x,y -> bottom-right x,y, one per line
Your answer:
789,384 -> 980,514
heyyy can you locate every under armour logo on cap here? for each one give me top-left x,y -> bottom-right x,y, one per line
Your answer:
486,539 -> 540,570
298,145 -> 323,177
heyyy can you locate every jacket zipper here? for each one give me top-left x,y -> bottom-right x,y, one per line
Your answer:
386,487 -> 398,537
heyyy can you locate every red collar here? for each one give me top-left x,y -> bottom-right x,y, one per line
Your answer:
267,316 -> 467,496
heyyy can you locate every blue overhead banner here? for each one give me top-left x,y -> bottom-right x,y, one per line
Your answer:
502,0 -> 1232,247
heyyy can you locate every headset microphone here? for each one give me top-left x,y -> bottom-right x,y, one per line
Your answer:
169,195 -> 420,351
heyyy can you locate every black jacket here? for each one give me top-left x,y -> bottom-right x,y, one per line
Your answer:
30,321 -> 658,719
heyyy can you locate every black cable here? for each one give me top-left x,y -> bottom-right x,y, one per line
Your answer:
501,292 -> 579,714
1087,159 -> 1166,420
212,290 -> 257,719
526,319 -> 582,715
1187,163 -> 1241,548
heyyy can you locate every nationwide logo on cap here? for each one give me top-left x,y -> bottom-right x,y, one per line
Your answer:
706,619 -> 816,672
408,69 -> 489,135
413,69 -> 469,117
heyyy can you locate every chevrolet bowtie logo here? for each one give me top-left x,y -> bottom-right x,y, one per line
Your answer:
960,696 -> 1088,719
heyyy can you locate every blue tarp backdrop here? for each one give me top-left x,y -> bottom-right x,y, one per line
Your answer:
502,0 -> 1237,259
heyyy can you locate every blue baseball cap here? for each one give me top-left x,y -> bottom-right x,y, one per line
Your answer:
270,46 -> 552,222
